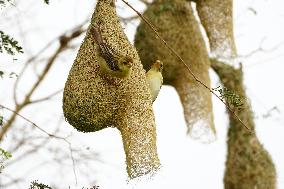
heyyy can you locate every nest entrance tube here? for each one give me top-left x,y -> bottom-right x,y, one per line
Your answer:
63,0 -> 160,179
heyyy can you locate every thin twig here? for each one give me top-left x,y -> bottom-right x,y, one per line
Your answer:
69,142 -> 78,185
7,136 -> 51,166
0,27 -> 85,141
121,0 -> 252,132
13,19 -> 89,105
28,89 -> 63,104
0,104 -> 78,184
0,105 -> 62,140
13,39 -> 57,105
238,38 -> 284,59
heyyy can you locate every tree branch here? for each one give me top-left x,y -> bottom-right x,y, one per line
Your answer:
0,104 -> 78,184
0,27 -> 85,141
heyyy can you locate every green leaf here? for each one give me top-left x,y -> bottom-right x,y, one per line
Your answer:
29,180 -> 52,189
0,148 -> 12,159
0,115 -> 3,126
0,71 -> 4,78
44,0 -> 49,4
9,72 -> 18,78
0,30 -> 24,55
212,86 -> 244,110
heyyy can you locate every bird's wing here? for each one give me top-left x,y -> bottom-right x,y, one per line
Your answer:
99,43 -> 120,71
91,26 -> 120,71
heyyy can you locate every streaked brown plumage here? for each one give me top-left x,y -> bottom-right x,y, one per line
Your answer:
91,26 -> 133,78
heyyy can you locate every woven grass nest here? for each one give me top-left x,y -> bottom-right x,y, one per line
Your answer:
135,0 -> 216,142
63,0 -> 160,179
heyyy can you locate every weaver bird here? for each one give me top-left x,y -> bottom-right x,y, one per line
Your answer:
146,60 -> 163,102
91,26 -> 133,78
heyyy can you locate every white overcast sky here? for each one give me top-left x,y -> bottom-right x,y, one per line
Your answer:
0,0 -> 284,189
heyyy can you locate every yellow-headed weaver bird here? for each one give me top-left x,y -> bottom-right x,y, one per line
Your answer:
146,60 -> 163,102
91,26 -> 133,78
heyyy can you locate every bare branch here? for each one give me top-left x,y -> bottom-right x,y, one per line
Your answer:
239,38 -> 284,58
28,89 -> 63,105
13,38 -> 58,105
0,105 -> 63,140
13,19 -> 89,105
0,26 -> 85,141
0,104 -> 78,184
6,136 -> 51,166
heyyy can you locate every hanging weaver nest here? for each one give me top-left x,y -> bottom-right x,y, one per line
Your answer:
135,0 -> 216,142
211,60 -> 276,189
63,0 -> 160,179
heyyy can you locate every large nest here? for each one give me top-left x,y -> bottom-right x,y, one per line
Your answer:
63,0 -> 160,178
212,60 -> 276,189
135,0 -> 216,142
